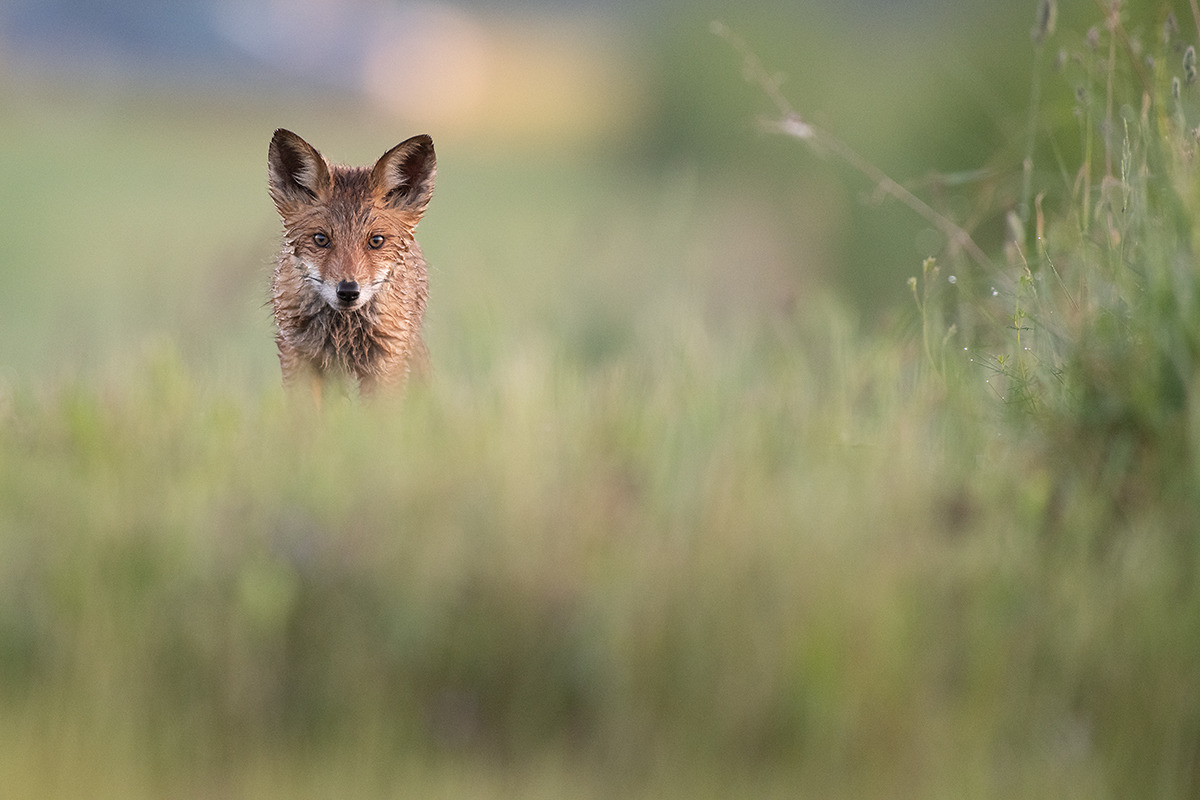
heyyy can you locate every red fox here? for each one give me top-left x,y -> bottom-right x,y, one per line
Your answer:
267,129 -> 435,401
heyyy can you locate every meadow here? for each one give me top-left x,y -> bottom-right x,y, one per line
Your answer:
3,2 -> 1200,797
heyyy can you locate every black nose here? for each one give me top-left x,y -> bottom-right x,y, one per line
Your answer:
336,280 -> 360,303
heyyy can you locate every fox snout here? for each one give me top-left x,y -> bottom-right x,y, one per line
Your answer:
314,274 -> 372,311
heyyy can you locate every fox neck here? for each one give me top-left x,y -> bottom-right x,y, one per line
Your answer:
272,249 -> 427,382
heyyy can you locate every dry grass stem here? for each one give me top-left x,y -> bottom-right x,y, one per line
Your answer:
711,20 -> 993,274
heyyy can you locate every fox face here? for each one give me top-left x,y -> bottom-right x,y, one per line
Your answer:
268,129 -> 435,396
268,129 -> 435,312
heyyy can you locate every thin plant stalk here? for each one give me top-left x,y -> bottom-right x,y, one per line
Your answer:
1021,44 -> 1046,233
1022,0 -> 1056,232
712,21 -> 993,276
1080,84 -> 1094,237
1105,1 -> 1120,180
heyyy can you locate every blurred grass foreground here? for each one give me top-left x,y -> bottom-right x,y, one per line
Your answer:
5,0 -> 1200,797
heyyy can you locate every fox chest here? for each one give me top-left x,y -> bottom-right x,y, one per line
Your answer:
280,296 -> 399,376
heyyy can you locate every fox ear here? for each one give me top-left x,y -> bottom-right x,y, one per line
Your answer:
370,134 -> 436,218
268,129 -> 332,210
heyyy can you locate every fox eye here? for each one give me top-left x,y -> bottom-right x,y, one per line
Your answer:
313,233 -> 330,248
368,235 -> 385,249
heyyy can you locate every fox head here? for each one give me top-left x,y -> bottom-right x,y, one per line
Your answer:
268,129 -> 436,312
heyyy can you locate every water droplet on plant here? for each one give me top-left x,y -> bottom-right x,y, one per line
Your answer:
948,275 -> 957,284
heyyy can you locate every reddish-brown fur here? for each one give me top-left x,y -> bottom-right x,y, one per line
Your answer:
268,129 -> 435,401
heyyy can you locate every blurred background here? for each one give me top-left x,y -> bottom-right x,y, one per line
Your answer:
12,2 -> 1198,798
0,0 -> 1042,385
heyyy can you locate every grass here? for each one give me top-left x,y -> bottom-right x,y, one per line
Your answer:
0,324 -> 1009,798
4,2 -> 1200,797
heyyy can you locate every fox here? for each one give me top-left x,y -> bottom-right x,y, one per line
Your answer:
267,128 -> 436,402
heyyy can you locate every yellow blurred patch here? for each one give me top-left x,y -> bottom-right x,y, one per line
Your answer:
359,8 -> 641,145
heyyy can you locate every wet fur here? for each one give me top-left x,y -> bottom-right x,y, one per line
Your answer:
268,129 -> 435,400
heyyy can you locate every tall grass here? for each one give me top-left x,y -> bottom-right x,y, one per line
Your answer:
3,2 -> 1200,798
968,1 -> 1200,517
